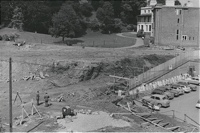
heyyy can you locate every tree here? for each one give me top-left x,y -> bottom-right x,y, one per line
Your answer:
96,7 -> 105,22
175,0 -> 181,5
22,1 -> 53,33
49,2 -> 82,41
120,0 -> 146,24
96,2 -> 115,33
9,6 -> 24,30
80,2 -> 93,17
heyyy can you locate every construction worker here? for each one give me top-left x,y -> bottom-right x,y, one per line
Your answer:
44,93 -> 49,107
36,91 -> 40,106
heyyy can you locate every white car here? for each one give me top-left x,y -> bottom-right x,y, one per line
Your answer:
196,100 -> 200,109
181,85 -> 191,93
185,77 -> 200,86
174,84 -> 191,93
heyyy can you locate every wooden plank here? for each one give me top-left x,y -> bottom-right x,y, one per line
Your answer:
109,75 -> 131,80
146,118 -> 157,121
138,113 -> 151,118
159,122 -> 170,127
167,126 -> 180,131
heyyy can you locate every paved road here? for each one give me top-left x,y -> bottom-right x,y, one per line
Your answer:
160,87 -> 200,128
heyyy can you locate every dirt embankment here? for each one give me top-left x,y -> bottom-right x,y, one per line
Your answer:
0,54 -> 174,87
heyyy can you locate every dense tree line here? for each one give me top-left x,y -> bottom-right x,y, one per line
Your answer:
0,0 -> 181,39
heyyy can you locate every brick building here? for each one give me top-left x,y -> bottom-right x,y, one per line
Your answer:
137,0 -> 200,46
153,5 -> 200,46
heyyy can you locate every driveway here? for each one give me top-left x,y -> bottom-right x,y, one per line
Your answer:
116,32 -> 144,48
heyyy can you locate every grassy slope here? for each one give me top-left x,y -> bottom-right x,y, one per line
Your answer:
0,28 -> 136,48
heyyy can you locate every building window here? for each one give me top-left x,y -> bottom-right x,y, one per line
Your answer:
146,25 -> 148,32
176,30 -> 179,40
193,37 -> 195,40
141,25 -> 144,30
182,35 -> 187,40
177,18 -> 180,23
149,25 -> 151,31
189,36 -> 191,40
176,9 -> 182,15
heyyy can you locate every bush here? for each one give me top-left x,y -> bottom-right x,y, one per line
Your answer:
126,24 -> 137,31
126,25 -> 132,31
9,35 -> 16,41
0,33 -> 20,41
137,29 -> 144,37
2,34 -> 9,41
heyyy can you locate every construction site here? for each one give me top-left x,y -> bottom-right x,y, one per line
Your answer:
0,30 -> 200,132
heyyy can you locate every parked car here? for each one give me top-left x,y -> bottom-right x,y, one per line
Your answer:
177,80 -> 197,91
168,84 -> 185,95
191,76 -> 199,81
185,77 -> 200,86
196,99 -> 200,109
142,94 -> 170,108
163,85 -> 180,97
153,87 -> 174,100
142,99 -> 160,111
174,84 -> 191,93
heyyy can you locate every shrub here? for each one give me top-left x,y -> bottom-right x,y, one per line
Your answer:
126,25 -> 132,31
9,35 -> 16,41
126,24 -> 137,31
137,29 -> 144,37
2,34 -> 9,41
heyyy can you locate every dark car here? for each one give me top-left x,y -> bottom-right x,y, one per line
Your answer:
164,85 -> 180,97
151,88 -> 174,100
157,86 -> 175,99
168,84 -> 185,95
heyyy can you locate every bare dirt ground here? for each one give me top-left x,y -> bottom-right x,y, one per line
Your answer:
0,33 -> 197,132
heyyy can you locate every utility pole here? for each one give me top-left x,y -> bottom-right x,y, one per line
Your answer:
9,58 -> 12,132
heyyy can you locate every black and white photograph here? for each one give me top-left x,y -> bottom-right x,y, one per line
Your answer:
0,0 -> 199,132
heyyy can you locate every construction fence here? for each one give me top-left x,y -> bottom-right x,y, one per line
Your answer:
129,50 -> 199,93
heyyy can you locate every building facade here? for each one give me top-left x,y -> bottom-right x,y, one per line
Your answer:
153,6 -> 200,46
137,6 -> 153,36
137,0 -> 157,36
137,0 -> 200,46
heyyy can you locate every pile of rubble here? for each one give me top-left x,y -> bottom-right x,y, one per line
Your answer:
22,71 -> 49,81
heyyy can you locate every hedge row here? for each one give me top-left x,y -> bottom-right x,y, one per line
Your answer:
0,33 -> 20,41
